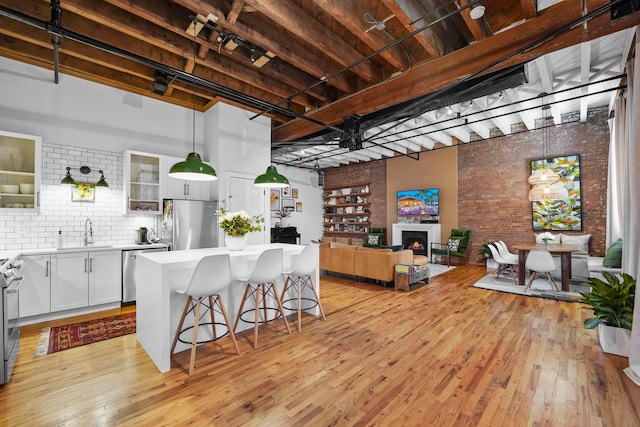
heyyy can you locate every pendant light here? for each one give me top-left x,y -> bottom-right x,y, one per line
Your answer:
60,166 -> 76,185
254,165 -> 289,188
528,102 -> 564,201
168,19 -> 217,182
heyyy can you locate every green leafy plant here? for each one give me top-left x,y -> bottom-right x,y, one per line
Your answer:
217,196 -> 263,236
578,272 -> 635,330
478,243 -> 494,260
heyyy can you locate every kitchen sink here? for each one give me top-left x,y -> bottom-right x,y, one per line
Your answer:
56,245 -> 114,251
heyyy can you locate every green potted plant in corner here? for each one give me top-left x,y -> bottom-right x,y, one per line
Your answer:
578,272 -> 635,357
478,243 -> 497,273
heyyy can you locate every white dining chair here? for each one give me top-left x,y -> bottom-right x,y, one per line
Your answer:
496,241 -> 518,263
488,243 -> 518,284
524,250 -> 559,295
170,254 -> 240,376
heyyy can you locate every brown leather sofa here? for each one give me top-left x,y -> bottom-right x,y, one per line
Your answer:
319,242 -> 414,283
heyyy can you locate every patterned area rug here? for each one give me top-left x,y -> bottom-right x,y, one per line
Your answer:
35,312 -> 136,356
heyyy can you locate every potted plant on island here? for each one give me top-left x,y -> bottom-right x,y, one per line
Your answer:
578,272 -> 635,357
217,202 -> 263,251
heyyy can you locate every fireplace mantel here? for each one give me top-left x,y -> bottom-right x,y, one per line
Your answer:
391,223 -> 441,259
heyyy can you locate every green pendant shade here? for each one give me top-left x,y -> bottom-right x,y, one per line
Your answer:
61,167 -> 76,185
95,170 -> 109,187
254,166 -> 289,188
168,152 -> 218,181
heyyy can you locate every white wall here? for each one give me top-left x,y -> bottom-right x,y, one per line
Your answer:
0,56 -> 323,249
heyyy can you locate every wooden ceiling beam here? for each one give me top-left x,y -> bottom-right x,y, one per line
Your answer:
380,0 -> 441,58
310,0 -> 410,72
54,0 -> 313,110
458,0 -> 485,41
272,1 -> 640,142
172,0 -> 360,94
243,0 -> 381,83
104,0 -> 330,104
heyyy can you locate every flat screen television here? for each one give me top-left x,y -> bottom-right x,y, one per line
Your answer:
397,188 -> 439,216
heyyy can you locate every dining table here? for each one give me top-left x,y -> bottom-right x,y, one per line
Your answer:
512,243 -> 579,292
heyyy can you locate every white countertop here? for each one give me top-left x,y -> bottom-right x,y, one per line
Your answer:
0,242 -> 169,273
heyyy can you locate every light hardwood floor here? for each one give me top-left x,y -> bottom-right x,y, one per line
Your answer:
1,265 -> 639,426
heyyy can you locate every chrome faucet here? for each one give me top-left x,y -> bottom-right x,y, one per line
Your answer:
84,218 -> 94,246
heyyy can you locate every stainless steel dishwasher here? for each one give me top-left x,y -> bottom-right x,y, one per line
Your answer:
122,247 -> 168,303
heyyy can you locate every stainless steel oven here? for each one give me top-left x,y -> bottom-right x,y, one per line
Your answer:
1,259 -> 23,386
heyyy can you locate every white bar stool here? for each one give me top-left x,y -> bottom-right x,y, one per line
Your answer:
281,244 -> 326,332
233,248 -> 291,349
170,254 -> 240,376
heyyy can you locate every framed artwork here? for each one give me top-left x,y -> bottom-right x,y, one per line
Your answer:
281,186 -> 290,197
282,198 -> 295,210
72,183 -> 95,202
292,188 -> 299,198
530,154 -> 582,231
270,189 -> 281,211
296,201 -> 303,212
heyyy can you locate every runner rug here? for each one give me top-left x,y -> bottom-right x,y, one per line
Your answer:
35,312 -> 136,356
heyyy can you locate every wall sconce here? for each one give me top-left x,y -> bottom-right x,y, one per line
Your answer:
60,165 -> 109,187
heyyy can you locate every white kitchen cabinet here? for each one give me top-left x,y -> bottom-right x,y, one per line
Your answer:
88,250 -> 121,305
0,130 -> 42,212
160,155 -> 211,200
123,150 -> 161,214
19,254 -> 51,317
50,250 -> 122,312
51,252 -> 89,312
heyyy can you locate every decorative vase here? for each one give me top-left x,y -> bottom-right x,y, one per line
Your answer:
225,234 -> 247,251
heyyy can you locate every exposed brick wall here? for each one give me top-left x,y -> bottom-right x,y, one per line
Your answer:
459,106 -> 610,263
323,107 -> 609,261
323,159 -> 387,229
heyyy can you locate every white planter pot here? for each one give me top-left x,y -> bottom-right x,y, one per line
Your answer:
225,234 -> 248,251
598,324 -> 631,357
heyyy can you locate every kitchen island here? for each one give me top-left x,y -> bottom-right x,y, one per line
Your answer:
135,243 -> 318,373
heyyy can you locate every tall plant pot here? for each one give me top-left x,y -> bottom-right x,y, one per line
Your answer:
598,324 -> 631,357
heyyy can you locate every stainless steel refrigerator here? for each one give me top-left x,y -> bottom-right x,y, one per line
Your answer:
160,199 -> 218,250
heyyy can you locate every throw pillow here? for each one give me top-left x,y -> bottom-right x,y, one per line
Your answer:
559,234 -> 591,255
535,233 -> 560,245
603,238 -> 623,268
367,234 -> 381,246
446,238 -> 460,252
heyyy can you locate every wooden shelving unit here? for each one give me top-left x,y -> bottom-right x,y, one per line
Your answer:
323,183 -> 371,237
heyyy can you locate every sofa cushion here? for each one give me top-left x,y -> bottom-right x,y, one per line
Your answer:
559,233 -> 591,254
330,241 -> 356,249
603,238 -> 623,268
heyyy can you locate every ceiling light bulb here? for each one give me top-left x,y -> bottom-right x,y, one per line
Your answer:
470,5 -> 485,20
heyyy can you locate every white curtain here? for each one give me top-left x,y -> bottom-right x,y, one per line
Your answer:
607,111 -> 624,246
622,27 -> 640,386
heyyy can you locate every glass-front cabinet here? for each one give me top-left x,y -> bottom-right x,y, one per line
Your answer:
0,130 -> 42,212
123,150 -> 161,214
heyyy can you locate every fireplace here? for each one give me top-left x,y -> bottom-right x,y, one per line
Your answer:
402,231 -> 428,256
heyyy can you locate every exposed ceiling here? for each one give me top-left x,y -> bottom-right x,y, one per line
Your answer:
0,0 -> 638,172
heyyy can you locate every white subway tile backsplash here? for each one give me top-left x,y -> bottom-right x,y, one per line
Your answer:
0,142 -> 158,250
